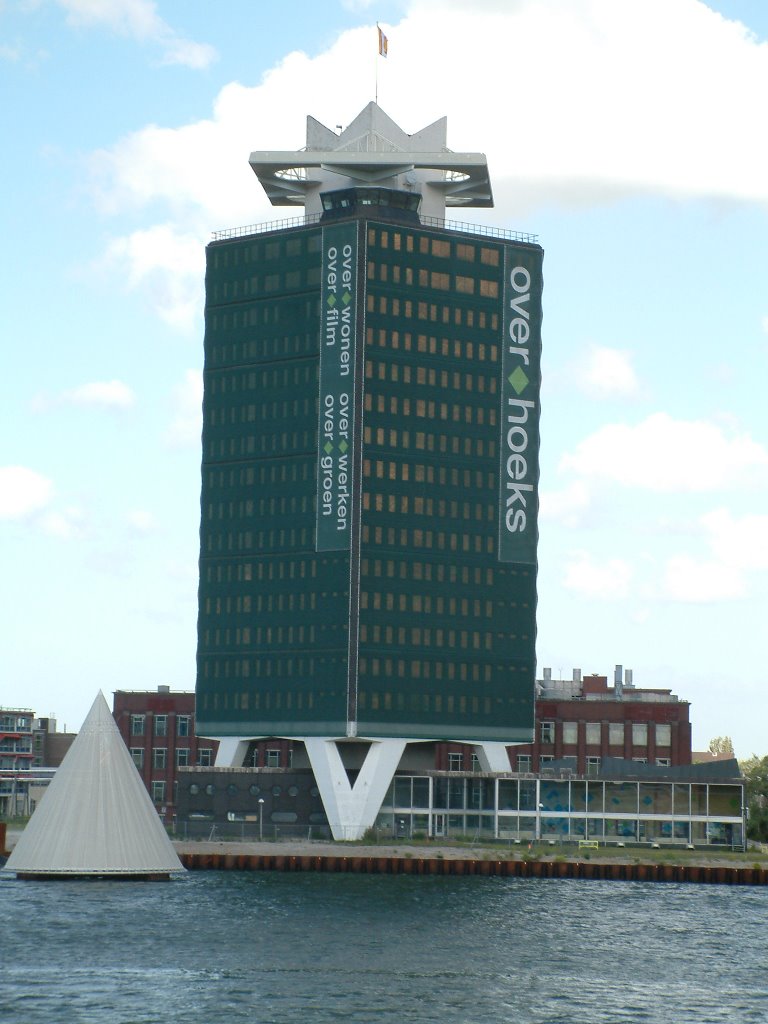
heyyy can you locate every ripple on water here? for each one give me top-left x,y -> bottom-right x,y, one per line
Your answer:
1,873 -> 767,1023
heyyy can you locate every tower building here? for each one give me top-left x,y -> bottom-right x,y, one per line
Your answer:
196,103 -> 543,838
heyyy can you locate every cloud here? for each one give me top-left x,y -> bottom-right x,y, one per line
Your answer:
102,225 -> 205,330
79,1 -> 768,324
574,345 -> 640,399
39,507 -> 87,539
63,379 -> 136,409
0,466 -> 55,520
32,379 -> 136,413
539,480 -> 592,528
563,551 -> 633,599
166,368 -> 202,447
701,508 -> 768,572
560,413 -> 768,492
126,509 -> 157,534
661,554 -> 745,603
53,0 -> 216,68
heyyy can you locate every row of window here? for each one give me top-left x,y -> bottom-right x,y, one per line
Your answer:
358,690 -> 501,717
206,299 -> 318,333
367,226 -> 501,266
200,621 -> 344,650
363,491 -> 495,522
129,714 -> 191,737
209,231 -> 321,269
207,332 -> 317,366
359,625 -> 504,650
207,266 -> 321,304
206,361 -> 315,395
539,721 -> 674,747
205,459 -> 314,491
202,526 -> 312,553
207,395 -> 314,427
200,686 -> 340,712
364,358 -> 498,393
364,391 -> 497,427
363,460 -> 495,491
367,295 -> 498,334
361,523 -> 496,554
362,426 -> 496,460
130,746 -> 212,769
359,657 -> 494,683
205,495 -> 313,522
366,285 -> 498,321
205,431 -> 314,461
362,592 -> 495,616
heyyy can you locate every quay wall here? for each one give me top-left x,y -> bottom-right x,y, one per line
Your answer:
178,851 -> 768,886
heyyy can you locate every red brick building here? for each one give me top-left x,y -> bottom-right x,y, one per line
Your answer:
436,667 -> 692,774
112,687 -> 219,821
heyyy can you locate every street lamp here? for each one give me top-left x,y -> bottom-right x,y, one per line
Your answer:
258,798 -> 265,841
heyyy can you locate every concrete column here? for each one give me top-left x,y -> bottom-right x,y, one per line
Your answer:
305,737 -> 406,841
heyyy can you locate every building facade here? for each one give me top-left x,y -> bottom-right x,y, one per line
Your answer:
112,687 -> 219,821
439,666 -> 692,776
0,707 -> 35,817
196,104 -> 543,837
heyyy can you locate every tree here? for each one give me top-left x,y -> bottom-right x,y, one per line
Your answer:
739,755 -> 768,843
708,736 -> 734,756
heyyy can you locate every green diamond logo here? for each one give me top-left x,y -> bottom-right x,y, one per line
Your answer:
324,441 -> 333,454
508,367 -> 529,395
327,294 -> 337,308
341,290 -> 352,306
339,439 -> 348,453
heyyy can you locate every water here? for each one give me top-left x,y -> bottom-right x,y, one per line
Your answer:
1,871 -> 767,1023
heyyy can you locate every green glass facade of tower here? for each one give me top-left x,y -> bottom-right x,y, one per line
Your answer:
197,212 -> 542,744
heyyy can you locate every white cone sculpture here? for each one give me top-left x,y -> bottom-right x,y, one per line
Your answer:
2,692 -> 184,879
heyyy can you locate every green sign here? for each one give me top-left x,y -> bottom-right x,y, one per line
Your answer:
316,222 -> 357,551
498,246 -> 542,564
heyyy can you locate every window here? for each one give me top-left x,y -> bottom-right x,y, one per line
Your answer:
539,755 -> 554,766
130,748 -> 144,769
471,753 -> 480,773
632,723 -> 648,746
562,722 -> 578,745
130,714 -> 145,736
586,756 -> 601,776
151,781 -> 166,804
153,748 -> 167,769
154,715 -> 168,737
656,757 -> 671,767
266,749 -> 281,768
177,716 -> 191,737
656,723 -> 671,747
448,752 -> 464,771
586,722 -> 601,745
197,748 -> 213,767
517,754 -> 532,773
176,748 -> 190,768
609,723 -> 624,746
540,721 -> 555,745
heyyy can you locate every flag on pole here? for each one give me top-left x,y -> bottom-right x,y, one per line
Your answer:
378,26 -> 388,58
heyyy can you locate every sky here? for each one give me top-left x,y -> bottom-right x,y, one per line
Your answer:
1,0 -> 767,756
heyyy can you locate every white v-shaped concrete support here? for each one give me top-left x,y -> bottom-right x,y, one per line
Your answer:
213,737 -> 251,768
474,742 -> 512,773
304,737 -> 406,841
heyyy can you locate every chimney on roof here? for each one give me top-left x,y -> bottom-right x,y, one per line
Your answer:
158,685 -> 170,695
625,669 -> 634,688
543,667 -> 552,682
614,665 -> 623,700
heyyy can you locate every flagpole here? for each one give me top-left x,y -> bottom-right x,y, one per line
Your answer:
375,23 -> 380,105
